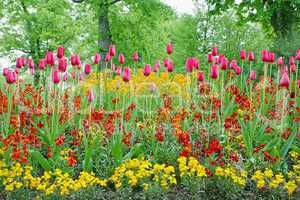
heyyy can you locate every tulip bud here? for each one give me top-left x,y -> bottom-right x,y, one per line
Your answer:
87,89 -> 94,103
79,73 -> 83,81
45,51 -> 55,66
290,64 -> 296,73
63,73 -> 69,81
163,59 -> 169,68
111,63 -> 116,71
105,53 -> 111,62
122,67 -> 131,82
132,51 -> 139,62
289,56 -> 295,65
118,53 -> 125,64
38,59 -> 46,70
52,69 -> 60,84
57,46 -> 65,59
248,51 -> 254,61
211,46 -> 217,56
143,64 -> 151,76
167,60 -> 174,72
220,57 -> 228,70
193,58 -> 199,69
30,68 -> 35,75
230,59 -> 237,69
109,45 -> 116,56
153,61 -> 160,72
115,67 -> 121,75
207,53 -> 213,63
75,55 -> 81,65
84,63 -> 91,75
94,53 -> 101,64
249,70 -> 257,80
261,50 -> 269,62
279,72 -> 290,88
166,43 -> 173,55
210,65 -> 218,79
58,58 -> 67,72
28,57 -> 34,69
197,71 -> 204,82
6,71 -> 17,84
71,54 -> 77,66
296,50 -> 300,60
2,68 -> 9,76
240,50 -> 246,60
277,57 -> 284,66
185,58 -> 194,73
297,80 -> 300,88
234,66 -> 241,75
16,58 -> 24,68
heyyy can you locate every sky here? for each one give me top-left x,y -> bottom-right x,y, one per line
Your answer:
0,0 -> 196,68
163,0 -> 195,15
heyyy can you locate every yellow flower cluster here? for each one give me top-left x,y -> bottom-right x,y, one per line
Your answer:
109,157 -> 176,190
177,157 -> 206,177
215,166 -> 247,187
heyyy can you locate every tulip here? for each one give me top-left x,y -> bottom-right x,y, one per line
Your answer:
166,60 -> 174,72
15,68 -> 20,75
118,53 -> 125,64
111,63 -> 116,71
57,46 -> 65,59
207,53 -> 213,63
281,65 -> 289,74
16,58 -> 24,68
230,59 -> 237,69
220,57 -> 228,70
279,72 -> 290,88
2,68 -> 9,76
105,53 -> 111,62
143,64 -> 151,76
115,67 -> 122,75
122,67 -> 131,82
197,71 -> 204,82
211,46 -> 217,56
290,64 -> 296,73
77,63 -> 82,70
268,52 -> 275,63
6,71 -> 17,84
297,80 -> 300,88
132,51 -> 139,62
84,63 -> 91,75
249,70 -> 257,80
38,59 -> 46,70
210,64 -> 218,79
193,58 -> 199,69
30,68 -> 35,75
71,71 -> 76,79
75,55 -> 81,65
240,50 -> 246,60
185,58 -> 194,73
94,53 -> 101,64
109,45 -> 116,56
261,50 -> 269,62
163,59 -> 169,68
45,51 -> 55,66
52,69 -> 60,84
277,57 -> 284,66
71,54 -> 77,66
87,89 -> 94,103
248,51 -> 254,61
166,43 -> 173,55
289,56 -> 295,65
79,73 -> 83,81
296,50 -> 300,60
58,58 -> 67,72
28,57 -> 34,69
153,61 -> 160,72
63,73 -> 69,81
234,66 -> 241,75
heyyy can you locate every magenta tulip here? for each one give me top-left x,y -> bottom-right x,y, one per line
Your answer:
249,70 -> 257,80
210,65 -> 218,79
234,66 -> 241,75
28,58 -> 34,69
153,61 -> 160,72
166,43 -> 173,55
71,54 -> 77,66
290,64 -> 296,73
240,50 -> 246,60
289,56 -> 295,65
115,67 -> 122,75
87,89 -> 94,103
105,53 -> 111,62
58,58 -> 67,72
193,58 -> 199,69
52,69 -> 60,84
143,64 -> 151,76
119,53 -> 125,64
2,68 -> 9,76
84,63 -> 91,75
6,71 -> 17,84
16,58 -> 24,68
45,51 -> 55,66
277,57 -> 284,66
230,59 -> 237,69
94,53 -> 101,64
109,45 -> 116,56
268,52 -> 275,63
207,53 -> 213,63
57,46 -> 65,59
296,50 -> 300,60
279,72 -> 290,88
211,47 -> 217,56
75,55 -> 81,65
197,71 -> 204,82
220,57 -> 228,70
248,51 -> 254,61
132,51 -> 139,62
166,60 -> 174,72
261,50 -> 269,62
185,58 -> 194,73
38,59 -> 46,70
122,67 -> 131,82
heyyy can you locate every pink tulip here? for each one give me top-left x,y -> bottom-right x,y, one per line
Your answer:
290,64 -> 296,73
84,63 -> 91,75
279,72 -> 290,88
277,57 -> 284,66
30,68 -> 35,75
71,54 -> 77,66
94,53 -> 101,64
153,61 -> 160,72
143,64 -> 151,76
109,45 -> 116,56
122,67 -> 131,82
211,47 -> 217,56
249,70 -> 257,80
197,71 -> 204,82
132,51 -> 139,62
63,73 -> 69,81
6,71 -> 17,84
207,53 -> 213,63
28,58 -> 34,69
118,53 -> 125,64
289,56 -> 295,65
57,46 -> 65,59
297,80 -> 300,88
105,53 -> 111,62
210,64 -> 218,79
58,58 -> 67,72
220,57 -> 228,70
163,59 -> 169,68
75,55 -> 81,65
166,43 -> 173,55
2,68 -> 9,76
261,50 -> 269,62
268,52 -> 275,63
115,67 -> 122,75
296,50 -> 300,60
193,58 -> 199,69
166,60 -> 174,72
281,65 -> 289,75
45,51 -> 55,66
185,58 -> 194,73
77,63 -> 82,70
87,89 -> 94,103
215,54 -> 223,65
16,58 -> 24,68
234,66 -> 241,75
230,59 -> 237,69
71,71 -> 76,79
38,59 -> 46,70
248,51 -> 254,61
240,50 -> 246,60
52,69 -> 60,84
111,63 -> 116,71
79,73 -> 83,81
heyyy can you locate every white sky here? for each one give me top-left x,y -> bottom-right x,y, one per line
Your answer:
163,0 -> 195,15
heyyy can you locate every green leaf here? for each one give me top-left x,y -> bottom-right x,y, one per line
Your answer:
30,150 -> 52,171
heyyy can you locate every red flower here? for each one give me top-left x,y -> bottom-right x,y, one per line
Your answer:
55,135 -> 65,146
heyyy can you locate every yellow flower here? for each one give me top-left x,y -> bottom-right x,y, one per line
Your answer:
284,180 -> 297,195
